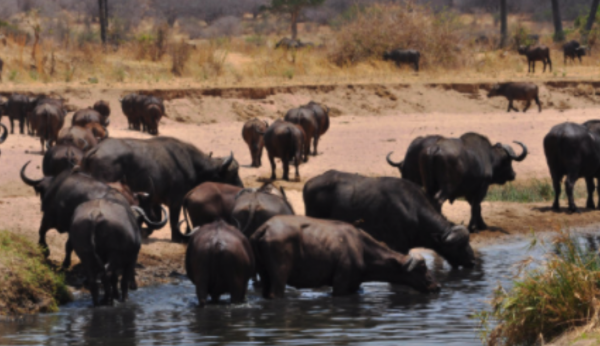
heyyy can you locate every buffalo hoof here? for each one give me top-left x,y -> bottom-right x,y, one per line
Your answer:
469,222 -> 487,233
129,278 -> 138,291
567,206 -> 580,214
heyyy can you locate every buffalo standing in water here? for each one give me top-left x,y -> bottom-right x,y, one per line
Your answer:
251,215 -> 440,298
185,221 -> 254,306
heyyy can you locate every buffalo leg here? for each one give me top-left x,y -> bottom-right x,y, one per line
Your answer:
565,172 -> 579,213
18,117 -> 24,134
596,177 -> 600,209
9,117 -> 14,134
332,270 -> 358,296
535,96 -> 542,112
269,154 -> 276,180
523,100 -> 531,113
294,153 -> 301,181
585,177 -> 595,209
229,278 -> 248,304
62,238 -> 73,269
548,58 -> 552,72
508,100 -> 519,112
121,261 -> 135,302
282,158 -> 290,181
467,189 -> 488,231
87,266 -> 100,307
38,217 -> 52,257
196,284 -> 209,307
542,60 -> 547,73
551,173 -> 562,211
312,134 -> 320,156
170,200 -> 185,243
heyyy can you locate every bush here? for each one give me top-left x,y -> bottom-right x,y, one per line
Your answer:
327,2 -> 466,68
479,231 -> 600,346
170,39 -> 192,76
0,231 -> 71,315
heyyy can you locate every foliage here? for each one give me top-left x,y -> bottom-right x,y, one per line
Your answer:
479,231 -> 600,346
327,2 -> 465,68
0,231 -> 71,315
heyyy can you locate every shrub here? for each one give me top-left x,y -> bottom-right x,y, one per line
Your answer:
327,2 -> 466,69
170,39 -> 192,76
479,231 -> 600,346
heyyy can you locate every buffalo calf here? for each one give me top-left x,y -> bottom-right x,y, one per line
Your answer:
252,215 -> 440,298
185,221 -> 254,306
181,182 -> 243,234
242,118 -> 268,167
383,49 -> 420,71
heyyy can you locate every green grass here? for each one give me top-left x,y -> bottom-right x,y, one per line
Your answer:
486,179 -> 586,203
0,231 -> 71,315
478,231 -> 600,346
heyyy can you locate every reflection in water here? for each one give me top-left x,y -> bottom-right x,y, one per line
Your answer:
0,240 -> 549,346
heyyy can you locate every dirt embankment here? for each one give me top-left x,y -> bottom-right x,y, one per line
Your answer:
2,80 -> 600,295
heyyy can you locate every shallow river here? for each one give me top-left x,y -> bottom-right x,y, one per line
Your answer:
0,237 -> 568,346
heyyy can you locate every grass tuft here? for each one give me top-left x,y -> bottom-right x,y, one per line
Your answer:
0,231 -> 71,316
479,230 -> 600,346
486,179 -> 585,203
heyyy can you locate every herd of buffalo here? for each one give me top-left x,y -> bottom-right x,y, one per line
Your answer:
0,87 -> 596,308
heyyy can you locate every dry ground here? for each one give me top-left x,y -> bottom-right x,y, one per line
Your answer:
2,81 -> 600,287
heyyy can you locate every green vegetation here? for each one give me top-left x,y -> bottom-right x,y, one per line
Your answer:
479,231 -> 600,345
0,231 -> 71,316
486,179 -> 585,203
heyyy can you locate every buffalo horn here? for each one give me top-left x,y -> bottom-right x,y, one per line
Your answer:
0,123 -> 7,144
221,152 -> 234,170
443,225 -> 470,245
406,251 -> 425,272
20,161 -> 43,186
503,141 -> 528,162
386,152 -> 403,168
131,205 -> 168,230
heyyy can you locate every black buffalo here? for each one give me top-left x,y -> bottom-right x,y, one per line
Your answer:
42,144 -> 84,176
303,170 -> 475,268
70,198 -> 159,306
386,135 -> 443,183
20,162 -> 164,267
0,123 -> 7,157
383,49 -> 420,71
397,133 -> 527,231
543,121 -> 600,212
80,137 -> 243,242
563,40 -> 586,64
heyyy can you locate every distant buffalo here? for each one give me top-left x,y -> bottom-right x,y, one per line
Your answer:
487,82 -> 541,113
563,40 -> 586,64
242,118 -> 268,167
383,49 -> 420,71
518,45 -> 552,73
264,120 -> 305,181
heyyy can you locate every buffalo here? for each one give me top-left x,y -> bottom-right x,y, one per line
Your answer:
386,135 -> 443,184
42,144 -> 84,176
119,94 -> 165,134
264,120 -> 305,181
20,162 -> 164,267
120,93 -> 144,130
543,121 -> 600,212
518,45 -> 552,73
93,100 -> 111,126
383,49 -> 420,72
3,94 -> 33,134
0,122 -> 7,152
303,170 -> 475,268
181,182 -> 243,234
80,137 -> 243,242
305,101 -> 330,139
70,198 -> 157,306
242,118 -> 268,167
35,101 -> 65,153
284,107 -> 317,161
57,124 -> 108,152
185,221 -> 254,306
251,215 -> 440,298
231,183 -> 295,237
394,133 -> 527,231
487,82 -> 541,113
563,40 -> 586,64
72,108 -> 108,128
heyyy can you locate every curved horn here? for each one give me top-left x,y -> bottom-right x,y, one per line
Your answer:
386,152 -> 403,168
131,205 -> 168,230
20,161 -> 43,186
502,141 -> 528,162
0,123 -> 7,144
221,151 -> 234,170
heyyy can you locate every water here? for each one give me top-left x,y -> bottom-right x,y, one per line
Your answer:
0,239 -> 560,346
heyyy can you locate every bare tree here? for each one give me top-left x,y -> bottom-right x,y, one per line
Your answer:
98,0 -> 108,45
551,0 -> 564,41
500,0 -> 508,47
267,0 -> 326,40
584,0 -> 600,34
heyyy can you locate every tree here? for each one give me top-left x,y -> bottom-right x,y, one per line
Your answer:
98,0 -> 108,45
500,0 -> 508,47
583,0 -> 600,38
268,0 -> 326,40
550,0 -> 564,42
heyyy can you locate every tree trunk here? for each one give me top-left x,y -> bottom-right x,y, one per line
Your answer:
98,0 -> 108,45
500,0 -> 508,47
291,9 -> 299,40
551,0 -> 564,42
584,0 -> 600,41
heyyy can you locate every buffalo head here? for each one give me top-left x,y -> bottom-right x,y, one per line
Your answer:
398,251 -> 441,293
382,51 -> 392,61
435,225 -> 476,269
491,141 -> 528,184
517,45 -> 529,55
487,84 -> 502,98
214,152 -> 244,187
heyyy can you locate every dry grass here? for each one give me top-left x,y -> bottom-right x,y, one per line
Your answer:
1,9 -> 600,89
0,231 -> 71,316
